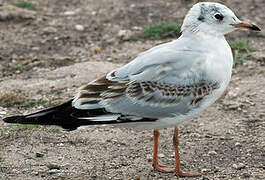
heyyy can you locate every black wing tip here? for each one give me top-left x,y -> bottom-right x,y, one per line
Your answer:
3,116 -> 24,123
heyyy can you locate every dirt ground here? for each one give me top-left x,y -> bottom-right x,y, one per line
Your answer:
0,0 -> 264,179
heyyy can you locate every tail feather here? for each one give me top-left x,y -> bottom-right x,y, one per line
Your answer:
3,100 -> 82,130
3,100 -> 157,131
3,116 -> 25,123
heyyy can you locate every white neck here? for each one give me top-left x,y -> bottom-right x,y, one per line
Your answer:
181,29 -> 225,41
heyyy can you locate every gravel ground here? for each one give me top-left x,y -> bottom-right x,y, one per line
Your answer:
0,0 -> 264,179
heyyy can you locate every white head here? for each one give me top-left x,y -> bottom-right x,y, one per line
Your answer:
181,2 -> 260,36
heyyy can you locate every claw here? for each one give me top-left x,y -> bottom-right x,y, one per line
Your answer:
153,163 -> 174,173
175,171 -> 202,177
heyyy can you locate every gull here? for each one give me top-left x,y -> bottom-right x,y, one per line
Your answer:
3,2 -> 260,177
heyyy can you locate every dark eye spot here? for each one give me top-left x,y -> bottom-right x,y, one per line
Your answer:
214,13 -> 224,21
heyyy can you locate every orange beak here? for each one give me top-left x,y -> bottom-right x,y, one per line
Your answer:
232,21 -> 261,31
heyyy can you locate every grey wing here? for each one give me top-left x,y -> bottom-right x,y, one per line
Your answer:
72,46 -> 219,119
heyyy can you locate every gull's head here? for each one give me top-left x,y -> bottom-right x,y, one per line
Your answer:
181,2 -> 261,36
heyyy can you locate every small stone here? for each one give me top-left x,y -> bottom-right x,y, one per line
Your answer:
132,26 -> 142,31
0,111 -> 7,115
35,152 -> 44,158
158,153 -> 165,158
232,164 -> 237,169
201,168 -> 211,173
57,143 -> 64,146
48,169 -> 60,174
75,24 -> 85,31
32,171 -> 39,176
235,142 -> 241,147
64,11 -> 76,16
208,151 -> 217,156
47,163 -> 60,170
214,166 -> 220,172
43,27 -> 57,34
32,47 -> 40,51
117,29 -> 132,41
205,134 -> 212,138
227,91 -> 238,98
121,161 -> 128,166
90,46 -> 101,54
91,11 -> 97,15
243,172 -> 251,178
106,57 -> 112,61
232,163 -> 245,170
227,103 -> 240,110
146,154 -> 153,162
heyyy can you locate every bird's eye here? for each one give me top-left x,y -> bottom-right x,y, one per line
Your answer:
214,13 -> 224,21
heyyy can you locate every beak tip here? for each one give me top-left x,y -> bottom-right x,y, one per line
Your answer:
250,24 -> 261,31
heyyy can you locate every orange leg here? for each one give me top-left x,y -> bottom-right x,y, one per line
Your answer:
152,128 -> 202,177
173,127 -> 202,177
152,129 -> 174,172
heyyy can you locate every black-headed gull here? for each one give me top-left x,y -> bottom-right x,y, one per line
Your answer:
3,2 -> 260,177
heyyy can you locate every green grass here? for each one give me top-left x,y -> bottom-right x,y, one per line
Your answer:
33,99 -> 48,106
229,40 -> 255,52
8,124 -> 39,131
228,40 -> 255,65
142,22 -> 181,39
15,1 -> 36,11
24,98 -> 48,108
11,65 -> 22,71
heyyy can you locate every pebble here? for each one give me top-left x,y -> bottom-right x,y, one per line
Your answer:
132,26 -> 142,31
106,57 -> 112,61
48,169 -> 60,174
235,142 -> 241,147
43,27 -> 57,34
35,152 -> 44,158
32,47 -> 40,51
90,46 -> 101,54
117,29 -> 132,40
0,111 -> 7,115
208,151 -> 217,156
91,11 -> 97,15
56,143 -> 64,147
227,91 -> 238,98
158,153 -> 165,158
201,168 -> 211,173
146,154 -> 153,162
64,11 -> 76,16
232,163 -> 245,170
47,163 -> 60,170
75,24 -> 85,31
227,103 -> 240,110
214,166 -> 221,172
32,171 -> 39,176
243,172 -> 251,178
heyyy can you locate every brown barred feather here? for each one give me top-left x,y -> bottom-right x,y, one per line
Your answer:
79,92 -> 101,99
77,74 -> 218,107
80,100 -> 100,105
